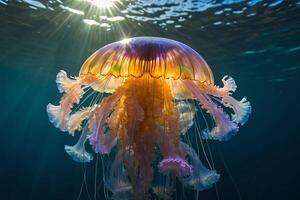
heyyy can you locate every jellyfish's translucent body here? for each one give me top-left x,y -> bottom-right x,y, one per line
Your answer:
47,37 -> 251,199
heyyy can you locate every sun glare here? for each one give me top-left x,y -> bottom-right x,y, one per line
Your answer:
85,0 -> 116,8
120,38 -> 132,44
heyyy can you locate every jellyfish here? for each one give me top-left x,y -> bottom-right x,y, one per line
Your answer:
47,37 -> 251,199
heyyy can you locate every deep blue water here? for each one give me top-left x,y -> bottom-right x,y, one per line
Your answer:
1,0 -> 300,199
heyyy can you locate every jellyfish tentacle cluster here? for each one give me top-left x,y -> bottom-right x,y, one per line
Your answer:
178,142 -> 220,191
47,37 -> 251,199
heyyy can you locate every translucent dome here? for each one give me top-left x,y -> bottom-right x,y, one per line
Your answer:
79,37 -> 214,84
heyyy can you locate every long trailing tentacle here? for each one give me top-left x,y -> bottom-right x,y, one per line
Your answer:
183,79 -> 239,141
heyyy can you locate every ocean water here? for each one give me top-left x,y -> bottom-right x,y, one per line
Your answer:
1,0 -> 300,199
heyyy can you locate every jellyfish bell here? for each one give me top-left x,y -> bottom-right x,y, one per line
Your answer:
47,37 -> 251,199
78,37 -> 214,92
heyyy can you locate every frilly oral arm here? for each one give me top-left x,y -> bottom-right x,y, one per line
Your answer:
183,79 -> 238,141
198,76 -> 251,125
47,78 -> 84,132
88,89 -> 124,154
47,71 -> 101,132
198,75 -> 237,97
64,125 -> 93,163
67,106 -> 96,135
